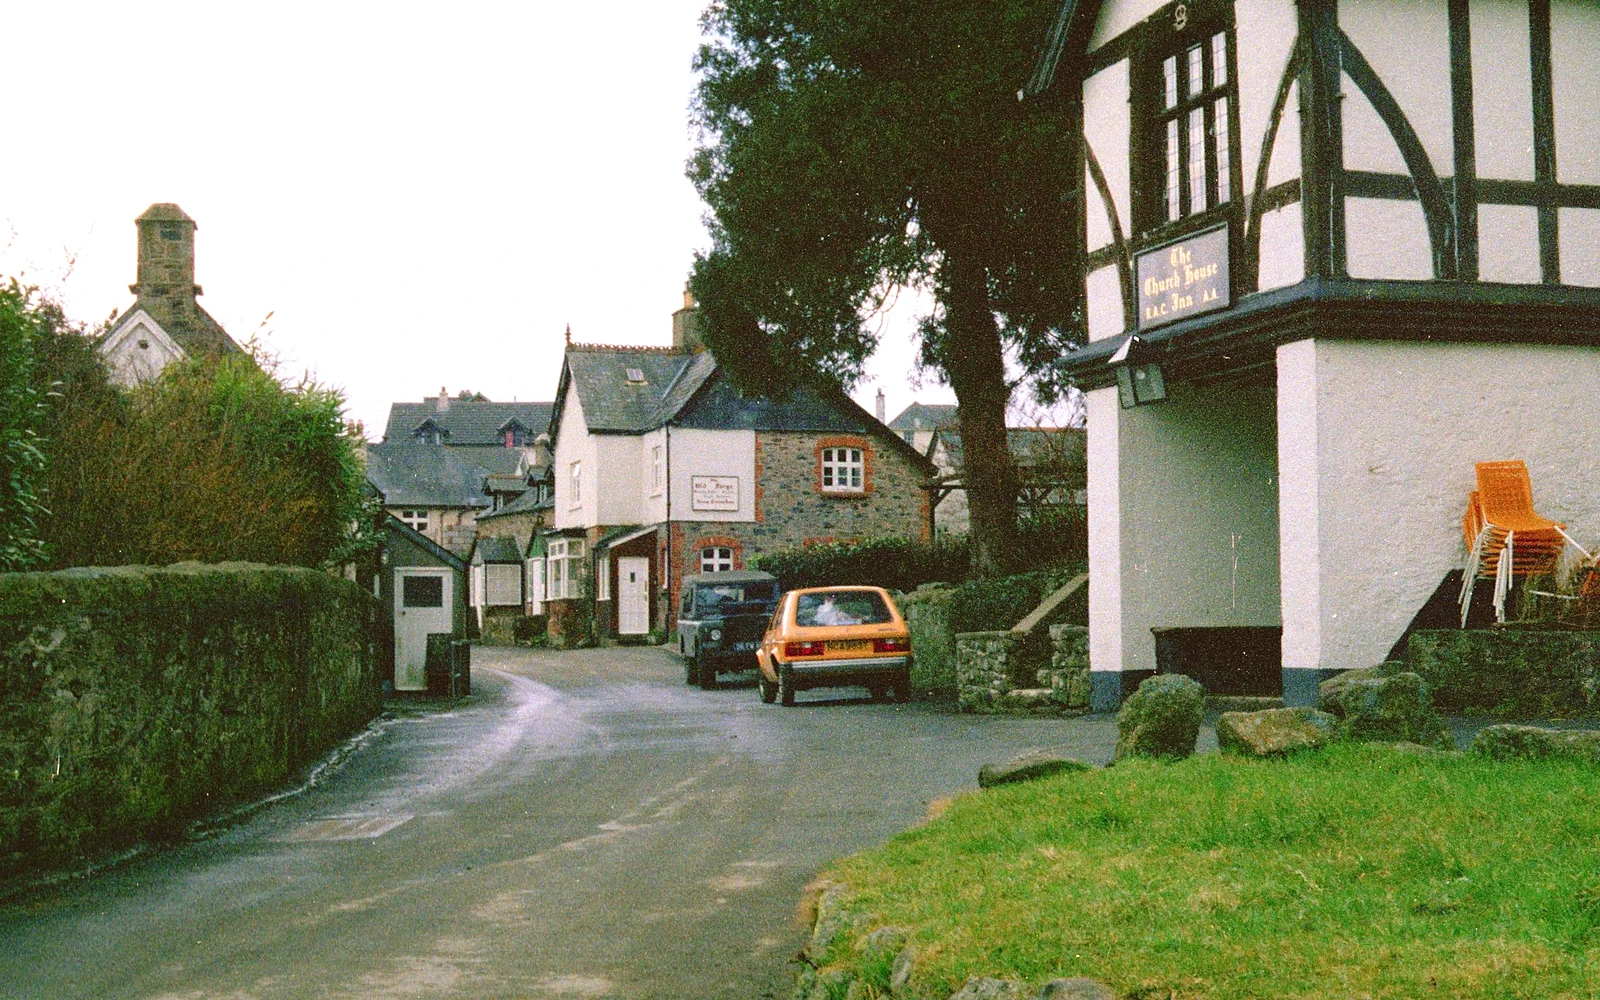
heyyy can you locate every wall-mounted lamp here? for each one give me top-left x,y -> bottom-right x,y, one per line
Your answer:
1109,336 -> 1168,408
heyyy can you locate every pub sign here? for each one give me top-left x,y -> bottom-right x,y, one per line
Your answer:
1136,225 -> 1230,330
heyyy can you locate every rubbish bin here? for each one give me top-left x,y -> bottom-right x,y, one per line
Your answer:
425,633 -> 453,696
450,639 -> 471,696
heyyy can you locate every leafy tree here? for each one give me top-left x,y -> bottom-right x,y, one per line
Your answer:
0,281 -> 49,570
689,0 -> 1079,576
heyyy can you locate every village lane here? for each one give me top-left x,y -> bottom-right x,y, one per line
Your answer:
1,645 -> 1120,1000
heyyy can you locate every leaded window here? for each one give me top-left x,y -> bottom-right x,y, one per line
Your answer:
1140,7 -> 1236,231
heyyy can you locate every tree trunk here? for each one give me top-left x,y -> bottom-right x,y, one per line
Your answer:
938,250 -> 1020,579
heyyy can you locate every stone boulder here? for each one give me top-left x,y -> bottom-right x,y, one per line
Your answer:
1317,665 -> 1388,715
1216,707 -> 1339,757
979,751 -> 1093,789
1335,672 -> 1453,748
949,977 -> 1026,1000
1471,724 -> 1600,764
1037,980 -> 1117,1000
1114,674 -> 1205,761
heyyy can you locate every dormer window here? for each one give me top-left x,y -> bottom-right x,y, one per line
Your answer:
412,419 -> 448,445
501,420 -> 529,448
625,367 -> 646,384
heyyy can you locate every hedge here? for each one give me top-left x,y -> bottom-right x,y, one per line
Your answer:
948,564 -> 1086,635
0,563 -> 384,877
750,537 -> 969,593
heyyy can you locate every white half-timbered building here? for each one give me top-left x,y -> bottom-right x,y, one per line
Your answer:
1027,0 -> 1600,708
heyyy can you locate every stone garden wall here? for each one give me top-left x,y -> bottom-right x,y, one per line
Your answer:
955,625 -> 1089,715
900,586 -> 956,699
1406,629 -> 1600,716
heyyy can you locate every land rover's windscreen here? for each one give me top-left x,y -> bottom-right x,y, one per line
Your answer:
694,583 -> 777,613
794,590 -> 893,627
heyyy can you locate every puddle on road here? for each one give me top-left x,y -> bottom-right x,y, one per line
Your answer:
277,814 -> 413,842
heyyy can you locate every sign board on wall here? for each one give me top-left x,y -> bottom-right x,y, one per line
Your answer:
1136,225 -> 1230,330
691,476 -> 740,511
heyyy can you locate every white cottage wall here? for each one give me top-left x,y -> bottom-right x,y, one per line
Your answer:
1234,0 -> 1301,189
595,433 -> 643,527
1478,204 -> 1543,285
1344,198 -> 1434,280
1276,339 -> 1600,700
1086,265 -> 1126,341
1561,210 -> 1600,287
1552,0 -> 1600,185
1341,0 -> 1454,174
667,428 -> 756,524
553,390 -> 599,531
1084,61 -> 1132,246
1086,386 -> 1125,703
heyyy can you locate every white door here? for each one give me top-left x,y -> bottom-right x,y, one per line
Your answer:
395,568 -> 452,691
618,557 -> 650,635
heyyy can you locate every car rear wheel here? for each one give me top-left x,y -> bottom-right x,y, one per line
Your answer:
778,665 -> 796,706
758,671 -> 777,704
892,668 -> 912,703
698,657 -> 719,690
867,681 -> 888,703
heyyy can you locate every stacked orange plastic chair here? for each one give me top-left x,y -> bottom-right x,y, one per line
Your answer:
1459,461 -> 1577,624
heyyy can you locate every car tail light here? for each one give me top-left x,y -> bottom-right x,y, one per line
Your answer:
784,641 -> 825,657
873,637 -> 910,653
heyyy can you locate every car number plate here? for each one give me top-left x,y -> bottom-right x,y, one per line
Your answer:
829,640 -> 871,654
733,641 -> 757,652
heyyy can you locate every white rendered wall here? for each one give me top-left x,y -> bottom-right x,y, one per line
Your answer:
1471,0 -> 1535,182
1083,60 -> 1131,246
1087,265 -> 1126,341
1552,0 -> 1600,185
1235,0 -> 1301,189
1112,378 -> 1282,675
1257,203 -> 1306,291
1478,204 -> 1542,285
553,390 -> 599,530
1341,0 -> 1453,175
596,432 -> 643,527
1089,0 -> 1165,51
640,427 -> 668,524
101,314 -> 184,388
1561,209 -> 1600,287
667,428 -> 756,524
1276,339 -> 1600,675
1345,198 -> 1433,280
1086,387 -> 1123,678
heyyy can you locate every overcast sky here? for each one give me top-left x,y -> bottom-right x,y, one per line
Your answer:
0,1 -> 965,437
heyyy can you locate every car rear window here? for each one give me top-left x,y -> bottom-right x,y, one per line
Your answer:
695,583 -> 777,612
794,590 -> 894,627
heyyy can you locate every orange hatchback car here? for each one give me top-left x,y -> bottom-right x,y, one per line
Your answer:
755,586 -> 913,705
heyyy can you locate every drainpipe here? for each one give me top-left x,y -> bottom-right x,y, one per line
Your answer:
663,424 -> 672,635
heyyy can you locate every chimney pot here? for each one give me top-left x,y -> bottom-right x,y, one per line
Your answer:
875,388 -> 886,423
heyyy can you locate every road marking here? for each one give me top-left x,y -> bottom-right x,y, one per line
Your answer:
278,814 -> 413,842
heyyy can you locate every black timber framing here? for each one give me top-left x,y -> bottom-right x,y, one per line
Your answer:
1298,0 -> 1345,280
1058,277 -> 1600,391
1345,171 -> 1600,212
1529,0 -> 1559,284
1448,0 -> 1478,280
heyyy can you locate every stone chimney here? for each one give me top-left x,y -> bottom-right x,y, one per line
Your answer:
437,386 -> 450,412
531,433 -> 552,468
875,388 -> 886,423
129,203 -> 200,318
672,288 -> 702,352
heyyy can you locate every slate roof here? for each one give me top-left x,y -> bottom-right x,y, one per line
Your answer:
477,485 -> 552,521
557,347 -> 716,433
382,515 -> 468,570
104,298 -> 244,360
936,427 -> 1087,479
365,443 -> 523,508
470,536 -> 523,564
887,402 -> 960,432
381,400 -> 555,445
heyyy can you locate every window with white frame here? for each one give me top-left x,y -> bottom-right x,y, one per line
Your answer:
820,447 -> 864,492
700,546 -> 734,573
486,564 -> 522,606
650,445 -> 663,496
398,509 -> 429,532
546,538 -> 587,599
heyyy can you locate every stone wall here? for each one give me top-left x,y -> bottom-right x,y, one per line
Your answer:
1406,628 -> 1600,716
900,586 -> 956,699
956,625 -> 1090,715
0,564 -> 383,876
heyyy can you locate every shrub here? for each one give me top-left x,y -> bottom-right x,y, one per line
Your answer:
0,281 -> 49,571
1014,505 -> 1087,572
948,565 -> 1085,635
750,537 -> 968,593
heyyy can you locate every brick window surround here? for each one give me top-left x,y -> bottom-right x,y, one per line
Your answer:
814,436 -> 874,495
692,535 -> 743,571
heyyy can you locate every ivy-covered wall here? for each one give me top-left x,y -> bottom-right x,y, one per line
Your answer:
0,563 -> 383,876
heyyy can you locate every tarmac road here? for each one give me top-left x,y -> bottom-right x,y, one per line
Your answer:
0,645 -> 1121,1000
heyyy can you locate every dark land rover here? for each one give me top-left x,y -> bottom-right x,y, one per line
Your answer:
677,570 -> 781,690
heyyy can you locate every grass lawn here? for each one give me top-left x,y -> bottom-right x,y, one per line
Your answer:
819,744 -> 1600,999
